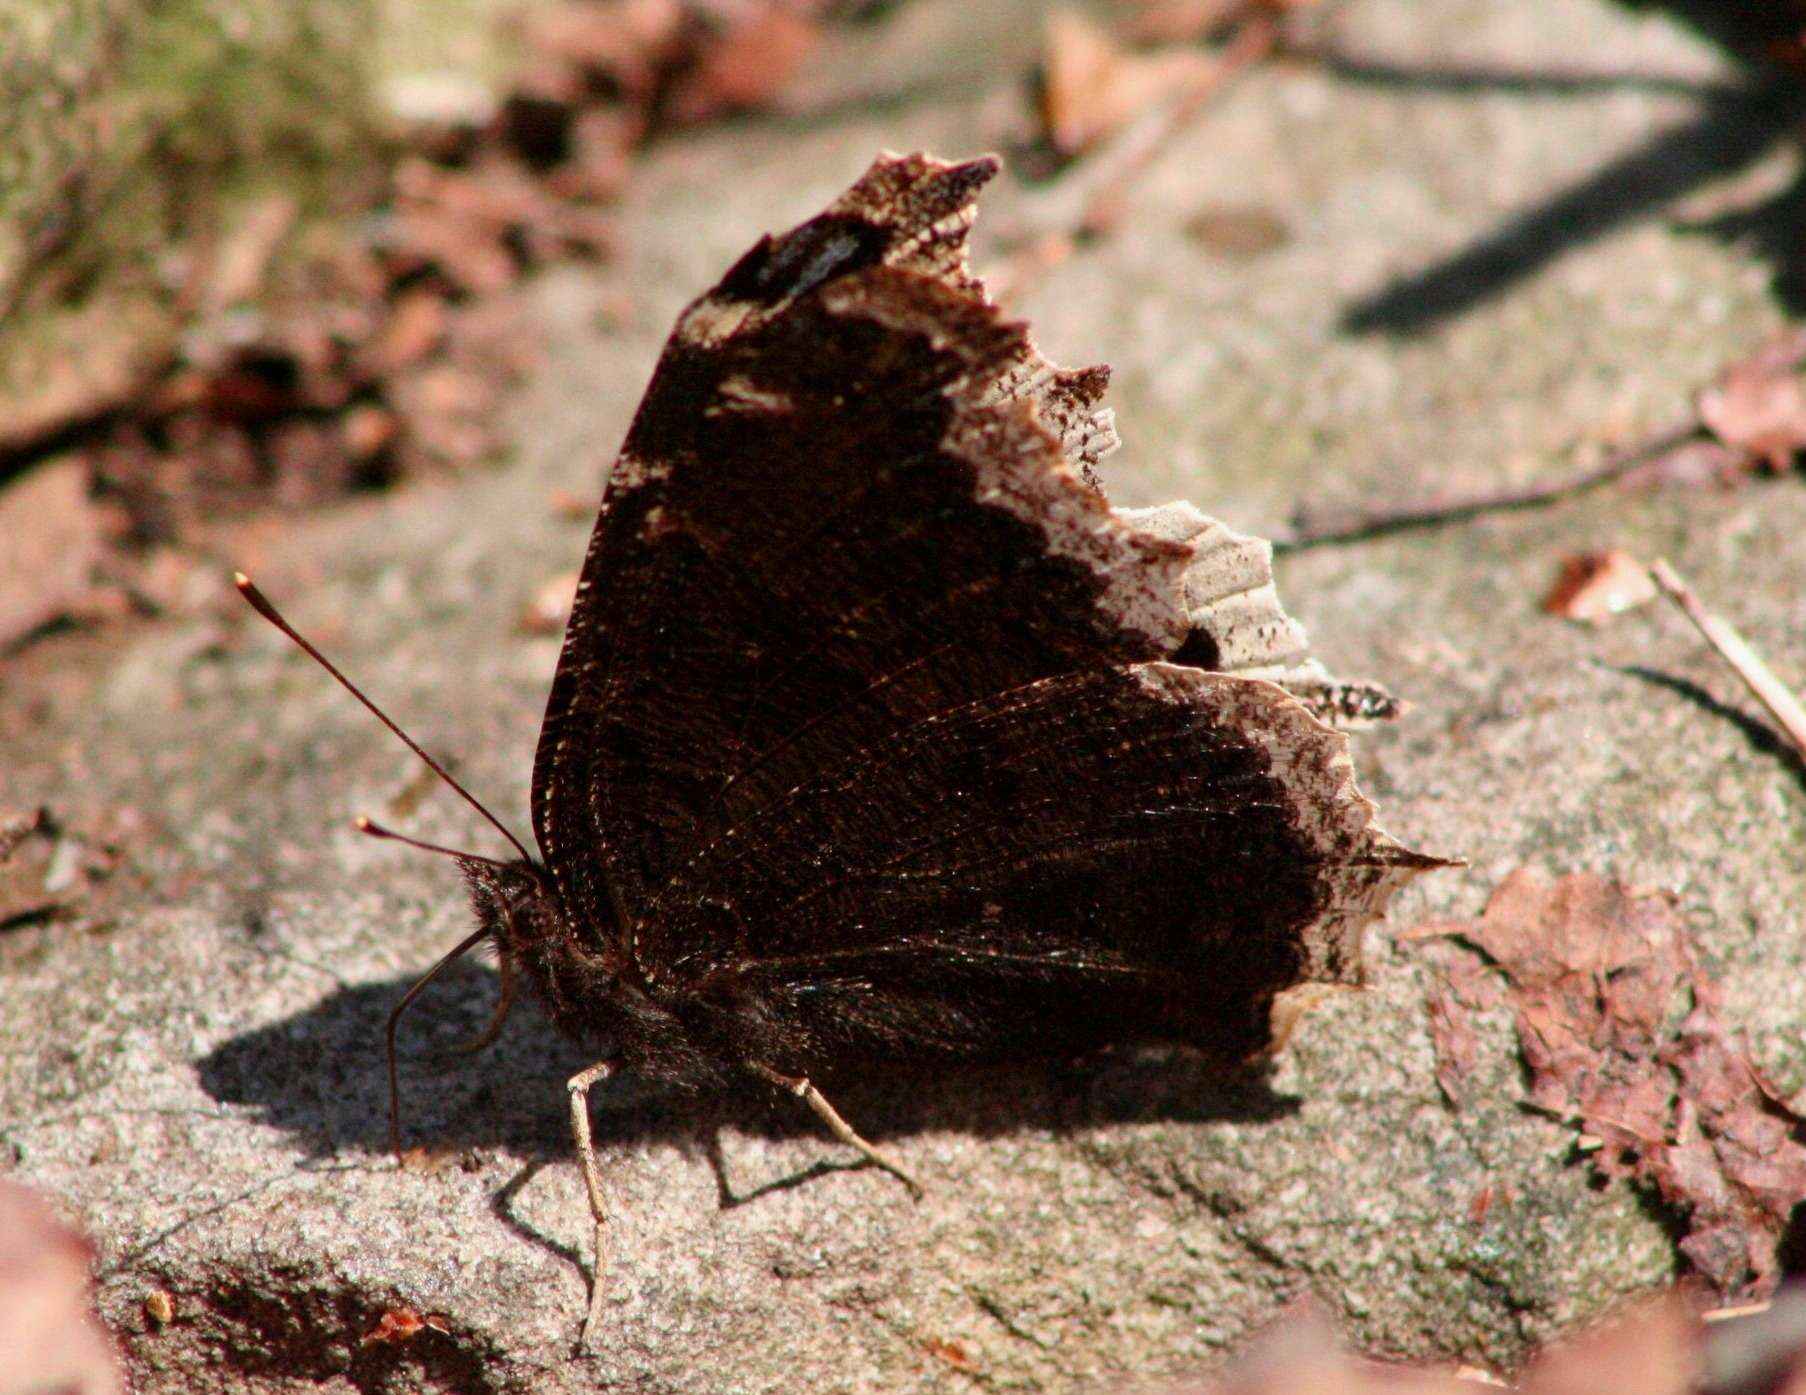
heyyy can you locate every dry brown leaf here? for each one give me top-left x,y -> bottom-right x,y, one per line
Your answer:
0,1180 -> 123,1395
396,1143 -> 460,1174
1698,330 -> 1806,474
1541,550 -> 1657,625
0,458 -> 117,649
1187,204 -> 1292,258
0,809 -> 44,866
0,808 -> 59,929
1419,871 -> 1806,1299
1519,1294 -> 1697,1395
665,7 -> 822,126
1039,8 -> 1210,157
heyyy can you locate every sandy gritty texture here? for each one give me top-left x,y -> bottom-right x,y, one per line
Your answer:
5,0 -> 1805,1391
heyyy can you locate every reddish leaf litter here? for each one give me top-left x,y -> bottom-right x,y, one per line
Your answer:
1696,329 -> 1806,476
1624,329 -> 1806,494
1540,550 -> 1656,625
1416,870 -> 1806,1300
921,1336 -> 977,1373
359,1307 -> 450,1347
0,0 -> 862,652
0,1179 -> 123,1395
1156,1286 -> 1806,1395
0,806 -> 131,933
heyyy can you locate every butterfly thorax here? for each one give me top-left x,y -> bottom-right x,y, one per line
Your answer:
459,855 -> 717,1080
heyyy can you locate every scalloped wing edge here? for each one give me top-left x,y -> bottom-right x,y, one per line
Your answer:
670,151 -> 1403,727
1120,501 -> 1403,729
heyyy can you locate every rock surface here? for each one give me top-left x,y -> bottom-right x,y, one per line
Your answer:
5,1 -> 1805,1391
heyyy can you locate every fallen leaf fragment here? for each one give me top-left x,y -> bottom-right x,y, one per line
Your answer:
521,569 -> 581,635
0,1180 -> 123,1395
1418,871 -> 1806,1298
142,1289 -> 175,1327
1187,204 -> 1292,258
0,809 -> 45,866
1698,329 -> 1806,473
361,1308 -> 425,1346
665,7 -> 821,125
396,1144 -> 459,1175
923,1336 -> 976,1371
1541,550 -> 1656,624
1039,8 -> 1210,157
0,459 -> 117,649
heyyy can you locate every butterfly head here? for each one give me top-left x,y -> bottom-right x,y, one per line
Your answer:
457,853 -> 648,1050
460,855 -> 558,948
457,855 -> 589,1006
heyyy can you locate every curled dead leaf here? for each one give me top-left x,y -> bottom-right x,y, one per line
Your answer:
1541,550 -> 1656,625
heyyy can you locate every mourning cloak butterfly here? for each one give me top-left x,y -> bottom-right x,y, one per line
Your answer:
237,151 -> 1447,1345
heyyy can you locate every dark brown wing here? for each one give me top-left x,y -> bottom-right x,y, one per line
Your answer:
642,662 -> 1435,1076
530,153 -> 1428,1014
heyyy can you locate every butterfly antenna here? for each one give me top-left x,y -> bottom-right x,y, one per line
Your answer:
234,572 -> 533,865
356,815 -> 494,864
385,923 -> 492,1158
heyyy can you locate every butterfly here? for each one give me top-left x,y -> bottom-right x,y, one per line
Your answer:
237,151 -> 1445,1346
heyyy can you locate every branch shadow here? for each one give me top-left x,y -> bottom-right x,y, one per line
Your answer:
194,962 -> 1300,1171
1339,79 -> 1803,335
1318,0 -> 1806,333
1316,49 -> 1750,101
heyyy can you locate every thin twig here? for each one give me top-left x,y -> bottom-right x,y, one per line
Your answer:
1649,559 -> 1806,762
1278,422 -> 1701,551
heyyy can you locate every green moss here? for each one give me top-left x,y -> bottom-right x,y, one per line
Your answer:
0,0 -> 391,434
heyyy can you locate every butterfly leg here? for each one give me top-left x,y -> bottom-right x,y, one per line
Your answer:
566,1059 -> 615,1349
747,1062 -> 924,1200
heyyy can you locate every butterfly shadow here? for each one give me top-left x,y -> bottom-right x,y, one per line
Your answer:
195,959 -> 1302,1197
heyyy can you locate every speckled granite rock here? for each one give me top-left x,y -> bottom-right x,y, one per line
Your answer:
5,1 -> 1804,1391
